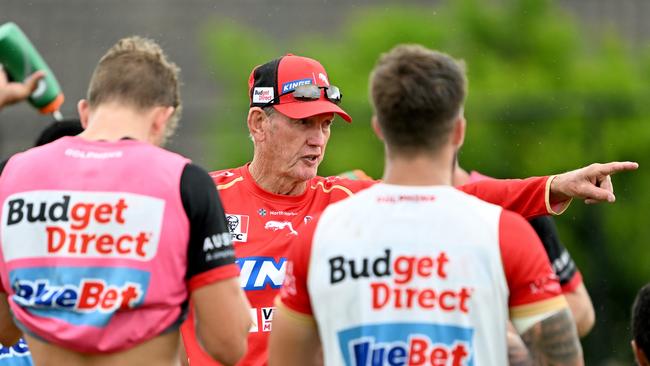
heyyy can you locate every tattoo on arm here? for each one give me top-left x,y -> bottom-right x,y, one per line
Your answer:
521,308 -> 584,365
508,330 -> 533,366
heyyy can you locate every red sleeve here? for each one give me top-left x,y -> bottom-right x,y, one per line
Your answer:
187,263 -> 240,293
278,214 -> 319,316
499,210 -> 564,310
459,176 -> 550,219
561,270 -> 583,293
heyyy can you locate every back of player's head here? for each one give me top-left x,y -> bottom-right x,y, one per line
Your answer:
34,119 -> 84,147
87,36 -> 182,141
369,44 -> 466,155
632,283 -> 650,361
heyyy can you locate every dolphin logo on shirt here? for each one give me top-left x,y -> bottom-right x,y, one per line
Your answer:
264,221 -> 298,236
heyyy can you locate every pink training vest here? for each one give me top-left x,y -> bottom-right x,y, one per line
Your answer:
0,136 -> 190,353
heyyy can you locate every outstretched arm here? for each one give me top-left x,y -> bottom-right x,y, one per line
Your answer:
459,161 -> 638,218
549,161 -> 638,204
340,161 -> 638,218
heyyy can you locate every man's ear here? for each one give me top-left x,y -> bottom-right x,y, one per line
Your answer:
248,107 -> 271,142
151,106 -> 175,135
77,99 -> 90,129
632,340 -> 650,366
451,115 -> 466,148
371,116 -> 384,141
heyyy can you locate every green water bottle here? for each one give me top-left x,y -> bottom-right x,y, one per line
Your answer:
0,22 -> 64,119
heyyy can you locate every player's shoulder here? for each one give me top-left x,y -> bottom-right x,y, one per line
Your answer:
496,208 -> 541,248
209,166 -> 245,188
2,138 -> 70,175
310,175 -> 376,196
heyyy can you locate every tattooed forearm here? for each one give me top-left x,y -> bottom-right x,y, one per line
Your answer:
508,329 -> 533,366
521,308 -> 584,365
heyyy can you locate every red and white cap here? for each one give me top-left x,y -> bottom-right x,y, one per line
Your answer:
248,54 -> 352,122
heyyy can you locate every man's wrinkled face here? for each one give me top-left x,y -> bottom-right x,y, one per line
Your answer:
264,111 -> 334,182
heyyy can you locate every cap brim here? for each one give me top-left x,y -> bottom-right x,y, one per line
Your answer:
274,101 -> 352,123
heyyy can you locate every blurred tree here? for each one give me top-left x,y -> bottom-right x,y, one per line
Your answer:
200,0 -> 649,363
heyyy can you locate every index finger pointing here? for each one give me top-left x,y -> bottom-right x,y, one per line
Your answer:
596,161 -> 639,176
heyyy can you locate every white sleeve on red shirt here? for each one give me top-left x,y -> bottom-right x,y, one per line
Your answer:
499,209 -> 568,334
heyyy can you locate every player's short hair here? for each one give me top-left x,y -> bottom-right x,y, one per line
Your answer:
369,44 -> 467,155
87,36 -> 182,143
632,283 -> 650,357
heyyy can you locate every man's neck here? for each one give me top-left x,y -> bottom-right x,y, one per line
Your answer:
79,104 -> 151,143
382,149 -> 455,186
453,164 -> 470,186
248,158 -> 308,196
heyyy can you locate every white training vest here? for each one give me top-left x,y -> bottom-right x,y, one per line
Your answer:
307,184 -> 510,366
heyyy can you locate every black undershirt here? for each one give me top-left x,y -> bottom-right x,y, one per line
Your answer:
180,163 -> 235,279
529,216 -> 577,286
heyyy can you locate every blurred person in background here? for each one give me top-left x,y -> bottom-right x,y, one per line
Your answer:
33,120 -> 83,146
181,52 -> 635,365
0,36 -> 251,366
631,283 -> 650,366
270,43 -> 584,366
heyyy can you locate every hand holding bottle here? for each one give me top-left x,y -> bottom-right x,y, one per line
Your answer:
0,66 -> 44,110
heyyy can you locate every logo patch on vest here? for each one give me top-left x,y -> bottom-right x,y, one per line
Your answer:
338,323 -> 474,366
1,191 -> 164,261
9,266 -> 150,327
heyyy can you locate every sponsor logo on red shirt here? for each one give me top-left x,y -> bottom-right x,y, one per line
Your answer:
225,214 -> 249,242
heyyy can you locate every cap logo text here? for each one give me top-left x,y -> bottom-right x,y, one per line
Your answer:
281,79 -> 312,93
252,87 -> 274,104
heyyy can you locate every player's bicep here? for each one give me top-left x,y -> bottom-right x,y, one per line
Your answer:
499,210 -> 567,333
519,307 -> 583,365
269,305 -> 321,366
